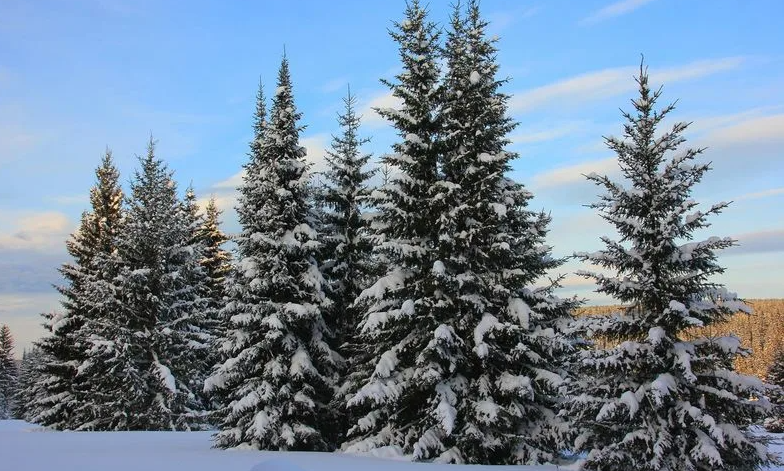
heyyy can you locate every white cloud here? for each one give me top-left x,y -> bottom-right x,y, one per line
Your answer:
487,6 -> 540,32
212,170 -> 244,190
0,210 -> 74,252
360,91 -> 400,129
703,114 -> 784,147
509,57 -> 745,113
532,156 -> 618,189
735,188 -> 784,202
320,77 -> 348,94
510,121 -> 587,145
302,133 -> 330,174
579,0 -> 656,25
728,229 -> 784,255
684,106 -> 783,136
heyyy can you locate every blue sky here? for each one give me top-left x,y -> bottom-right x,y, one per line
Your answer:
1,0 -> 783,355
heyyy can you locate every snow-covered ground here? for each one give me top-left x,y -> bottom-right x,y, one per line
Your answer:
1,420 -> 781,471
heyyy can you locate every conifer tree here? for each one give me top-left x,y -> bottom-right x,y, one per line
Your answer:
12,346 -> 45,421
80,139 -> 208,430
196,195 -> 231,420
0,324 -> 17,419
343,0 -> 450,458
203,82 -> 267,425
33,150 -> 123,429
564,62 -> 775,471
426,1 -> 575,464
206,56 -> 338,451
319,87 -> 376,443
764,348 -> 784,433
197,196 -> 231,338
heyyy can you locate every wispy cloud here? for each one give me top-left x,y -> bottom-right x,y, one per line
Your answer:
579,0 -> 656,25
735,188 -> 784,202
319,77 -> 349,94
531,156 -> 618,189
509,57 -> 745,113
728,229 -> 784,255
487,6 -> 540,33
704,113 -> 784,147
360,91 -> 400,129
0,210 -> 74,252
510,121 -> 588,145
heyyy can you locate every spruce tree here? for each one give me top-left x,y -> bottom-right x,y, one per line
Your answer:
172,185 -> 214,428
343,0 -> 449,458
564,62 -> 775,471
205,56 -> 338,451
320,88 -> 376,435
428,1 -> 575,464
0,325 -> 17,419
203,82 -> 267,426
33,150 -> 123,429
197,196 -> 231,340
196,195 -> 231,420
80,139 -> 208,430
764,348 -> 784,433
12,347 -> 45,421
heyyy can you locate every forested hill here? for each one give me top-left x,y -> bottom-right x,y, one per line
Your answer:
576,299 -> 784,379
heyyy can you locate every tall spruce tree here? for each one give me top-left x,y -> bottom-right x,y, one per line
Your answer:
0,325 -> 17,419
428,1 -> 575,464
196,195 -> 231,420
33,150 -> 123,429
203,82 -> 267,426
79,139 -> 208,430
319,87 -> 376,444
205,56 -> 338,451
173,185 -> 214,428
564,63 -> 775,471
343,0 -> 451,459
764,348 -> 784,433
197,196 -> 231,339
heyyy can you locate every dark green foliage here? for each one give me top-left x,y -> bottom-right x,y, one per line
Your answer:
33,150 -> 124,429
565,62 -> 775,471
0,325 -> 17,419
207,56 -> 338,451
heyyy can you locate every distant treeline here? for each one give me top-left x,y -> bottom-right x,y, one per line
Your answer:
576,299 -> 784,379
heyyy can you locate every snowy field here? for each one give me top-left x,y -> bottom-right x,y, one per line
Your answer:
1,420 -> 782,471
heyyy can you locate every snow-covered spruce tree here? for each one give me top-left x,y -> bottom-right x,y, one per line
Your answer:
32,150 -> 123,430
0,325 -> 18,419
197,196 -> 231,340
343,0 -> 451,458
203,82 -> 267,426
12,347 -> 46,421
205,56 -> 338,451
196,195 -> 231,420
80,139 -> 208,430
425,1 -> 576,464
564,63 -> 775,471
173,185 -> 215,428
320,88 -> 376,436
321,87 -> 375,345
764,348 -> 784,433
